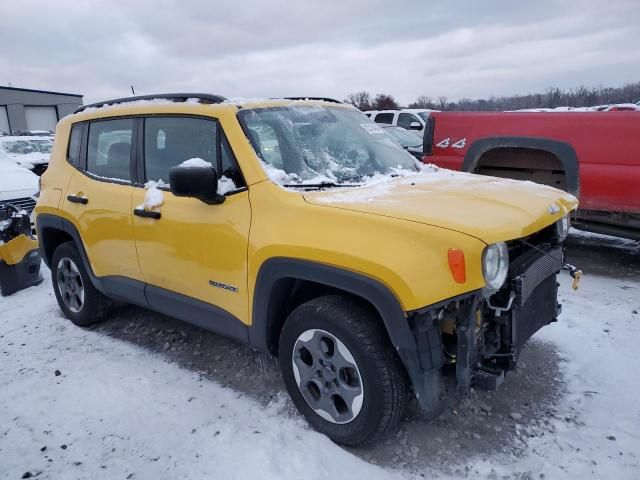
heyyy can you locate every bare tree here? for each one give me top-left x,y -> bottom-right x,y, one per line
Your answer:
371,93 -> 399,110
344,81 -> 640,113
436,96 -> 448,110
344,91 -> 372,111
408,95 -> 435,109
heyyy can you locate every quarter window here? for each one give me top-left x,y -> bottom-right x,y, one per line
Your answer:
373,112 -> 394,124
67,124 -> 83,166
86,119 -> 133,181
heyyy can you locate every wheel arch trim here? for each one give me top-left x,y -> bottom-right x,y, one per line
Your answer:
36,213 -> 103,291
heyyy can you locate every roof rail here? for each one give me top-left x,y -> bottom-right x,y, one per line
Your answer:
74,93 -> 227,113
282,97 -> 343,104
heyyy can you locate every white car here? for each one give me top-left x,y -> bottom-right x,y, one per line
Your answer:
0,160 -> 39,226
363,108 -> 436,136
0,135 -> 53,176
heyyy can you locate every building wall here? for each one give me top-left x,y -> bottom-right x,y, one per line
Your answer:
0,87 -> 83,134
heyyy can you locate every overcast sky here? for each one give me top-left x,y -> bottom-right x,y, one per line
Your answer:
1,0 -> 639,105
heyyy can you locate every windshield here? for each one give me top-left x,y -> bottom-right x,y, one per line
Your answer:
417,112 -> 430,122
383,127 -> 422,148
238,105 -> 418,185
1,139 -> 53,155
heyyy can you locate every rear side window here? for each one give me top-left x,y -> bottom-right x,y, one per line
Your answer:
143,116 -> 244,187
86,119 -> 133,181
67,124 -> 83,166
374,112 -> 394,124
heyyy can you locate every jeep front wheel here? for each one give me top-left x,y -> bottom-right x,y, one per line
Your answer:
51,241 -> 113,326
279,295 -> 407,446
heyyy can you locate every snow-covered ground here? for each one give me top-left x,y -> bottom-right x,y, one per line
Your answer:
1,235 -> 639,479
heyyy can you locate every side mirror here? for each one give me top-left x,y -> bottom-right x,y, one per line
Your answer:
409,121 -> 422,131
169,165 -> 225,205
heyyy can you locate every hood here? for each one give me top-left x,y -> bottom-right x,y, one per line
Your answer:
303,169 -> 578,244
0,161 -> 39,197
0,152 -> 50,168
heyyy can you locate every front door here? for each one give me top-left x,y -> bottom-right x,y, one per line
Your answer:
131,115 -> 251,325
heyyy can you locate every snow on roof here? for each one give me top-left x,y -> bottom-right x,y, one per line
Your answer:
512,103 -> 640,112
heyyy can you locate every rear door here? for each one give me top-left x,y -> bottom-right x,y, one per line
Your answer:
131,115 -> 251,326
63,117 -> 142,281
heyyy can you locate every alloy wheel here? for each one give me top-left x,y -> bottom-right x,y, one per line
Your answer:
291,328 -> 364,424
56,257 -> 84,313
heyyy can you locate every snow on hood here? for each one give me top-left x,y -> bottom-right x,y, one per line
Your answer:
0,160 -> 39,194
303,168 -> 578,244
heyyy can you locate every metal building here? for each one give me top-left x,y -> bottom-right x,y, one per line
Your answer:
0,86 -> 83,134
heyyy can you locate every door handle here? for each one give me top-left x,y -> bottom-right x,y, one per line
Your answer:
67,195 -> 88,205
134,208 -> 161,219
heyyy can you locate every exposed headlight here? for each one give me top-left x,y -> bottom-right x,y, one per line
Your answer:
556,215 -> 570,241
482,242 -> 509,290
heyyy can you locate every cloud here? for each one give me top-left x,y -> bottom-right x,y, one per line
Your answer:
0,0 -> 638,105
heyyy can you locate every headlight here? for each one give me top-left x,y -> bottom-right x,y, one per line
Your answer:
482,242 -> 509,290
556,215 -> 570,241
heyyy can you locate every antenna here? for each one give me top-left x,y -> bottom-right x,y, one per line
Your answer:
131,85 -> 135,95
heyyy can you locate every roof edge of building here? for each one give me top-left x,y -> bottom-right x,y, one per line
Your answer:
0,86 -> 83,98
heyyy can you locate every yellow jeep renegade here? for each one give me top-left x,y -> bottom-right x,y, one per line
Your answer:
35,94 -> 577,445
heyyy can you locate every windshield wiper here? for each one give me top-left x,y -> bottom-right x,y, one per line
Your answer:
282,181 -> 361,189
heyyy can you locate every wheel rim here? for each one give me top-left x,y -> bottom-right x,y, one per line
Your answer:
291,328 -> 364,424
56,257 -> 84,313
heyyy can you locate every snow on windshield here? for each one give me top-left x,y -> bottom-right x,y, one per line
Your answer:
0,137 -> 53,155
238,105 -> 420,187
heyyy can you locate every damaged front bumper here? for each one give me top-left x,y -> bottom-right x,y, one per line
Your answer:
403,243 -> 567,413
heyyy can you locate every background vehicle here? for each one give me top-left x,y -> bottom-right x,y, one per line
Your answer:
0,159 -> 39,226
0,135 -> 53,176
424,110 -> 640,240
381,125 -> 423,160
364,108 -> 435,135
36,94 -> 576,446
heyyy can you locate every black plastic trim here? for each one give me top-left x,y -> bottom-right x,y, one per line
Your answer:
145,285 -> 248,343
250,257 -> 439,409
282,97 -> 343,103
462,136 -> 580,196
66,195 -> 88,205
75,93 -> 226,113
133,208 -> 161,219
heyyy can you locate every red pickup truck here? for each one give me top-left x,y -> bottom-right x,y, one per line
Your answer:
423,111 -> 640,240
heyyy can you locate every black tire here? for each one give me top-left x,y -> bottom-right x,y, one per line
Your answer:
51,241 -> 113,327
279,295 -> 407,446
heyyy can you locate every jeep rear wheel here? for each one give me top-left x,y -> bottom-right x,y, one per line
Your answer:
279,295 -> 407,446
51,241 -> 113,326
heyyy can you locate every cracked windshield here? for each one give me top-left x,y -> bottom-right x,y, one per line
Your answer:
239,105 -> 418,185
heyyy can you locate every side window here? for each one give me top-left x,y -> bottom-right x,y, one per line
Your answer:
67,124 -> 83,166
144,116 -> 217,183
144,116 -> 245,187
373,112 -> 394,124
397,113 -> 420,130
86,119 -> 133,181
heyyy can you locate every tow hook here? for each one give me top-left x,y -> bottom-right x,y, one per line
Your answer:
563,263 -> 582,290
